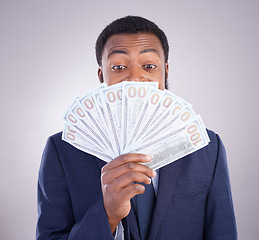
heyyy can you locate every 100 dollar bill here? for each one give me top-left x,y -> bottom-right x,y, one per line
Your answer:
130,116 -> 209,170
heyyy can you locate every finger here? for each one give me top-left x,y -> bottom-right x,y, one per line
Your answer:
102,162 -> 156,184
106,171 -> 152,192
103,153 -> 152,171
118,183 -> 146,202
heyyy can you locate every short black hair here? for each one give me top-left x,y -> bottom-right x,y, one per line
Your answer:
95,16 -> 169,66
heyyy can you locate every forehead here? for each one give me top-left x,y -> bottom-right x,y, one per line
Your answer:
102,33 -> 164,58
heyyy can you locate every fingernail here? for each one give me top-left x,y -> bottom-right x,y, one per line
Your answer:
153,170 -> 157,176
146,155 -> 152,161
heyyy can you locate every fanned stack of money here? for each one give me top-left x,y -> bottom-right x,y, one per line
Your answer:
62,81 -> 210,170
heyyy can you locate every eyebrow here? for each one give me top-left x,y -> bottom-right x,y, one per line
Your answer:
108,48 -> 160,59
140,48 -> 160,56
108,50 -> 127,59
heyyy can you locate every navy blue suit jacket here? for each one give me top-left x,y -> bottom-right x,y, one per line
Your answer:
36,130 -> 237,239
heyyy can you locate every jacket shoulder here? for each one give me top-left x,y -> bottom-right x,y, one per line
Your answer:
47,131 -> 75,152
206,129 -> 219,142
44,131 -> 98,162
205,128 -> 225,151
48,131 -> 63,144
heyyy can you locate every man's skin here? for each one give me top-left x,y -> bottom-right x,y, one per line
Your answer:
98,33 -> 169,233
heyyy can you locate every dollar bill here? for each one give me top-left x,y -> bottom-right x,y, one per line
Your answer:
130,116 -> 209,170
63,98 -> 111,153
147,90 -> 190,129
125,88 -> 164,150
121,81 -> 158,152
77,90 -> 116,156
141,104 -> 197,144
62,124 -> 113,162
98,83 -> 123,155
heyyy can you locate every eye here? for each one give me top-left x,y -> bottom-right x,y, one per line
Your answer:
143,64 -> 157,71
111,65 -> 126,71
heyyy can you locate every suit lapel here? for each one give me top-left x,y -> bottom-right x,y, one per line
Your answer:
148,160 -> 182,240
95,158 -> 106,169
126,199 -> 141,240
121,217 -> 132,240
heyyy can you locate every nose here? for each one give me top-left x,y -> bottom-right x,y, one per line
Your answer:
127,65 -> 146,82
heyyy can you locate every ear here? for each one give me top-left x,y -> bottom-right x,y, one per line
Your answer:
98,67 -> 103,83
165,62 -> 169,80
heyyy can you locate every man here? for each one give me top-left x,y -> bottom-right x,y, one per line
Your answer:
37,16 -> 237,239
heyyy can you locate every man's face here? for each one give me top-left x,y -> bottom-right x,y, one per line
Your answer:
98,33 -> 168,90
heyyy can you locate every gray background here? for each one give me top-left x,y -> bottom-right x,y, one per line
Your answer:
0,0 -> 258,239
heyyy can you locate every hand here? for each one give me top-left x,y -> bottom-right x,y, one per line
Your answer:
101,153 -> 156,233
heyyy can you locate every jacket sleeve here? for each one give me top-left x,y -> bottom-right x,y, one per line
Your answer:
203,134 -> 237,239
36,136 -> 115,240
